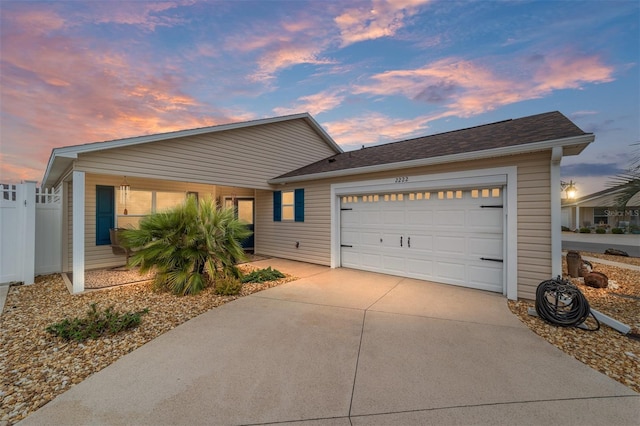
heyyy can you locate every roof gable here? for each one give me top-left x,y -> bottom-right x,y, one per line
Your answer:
42,113 -> 341,187
271,111 -> 593,183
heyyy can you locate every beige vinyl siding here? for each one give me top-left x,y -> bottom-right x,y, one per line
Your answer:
74,120 -> 337,190
81,174 -> 218,270
256,151 -> 553,300
256,181 -> 332,265
217,186 -> 255,201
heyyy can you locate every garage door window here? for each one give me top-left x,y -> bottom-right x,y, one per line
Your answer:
342,189 -> 501,205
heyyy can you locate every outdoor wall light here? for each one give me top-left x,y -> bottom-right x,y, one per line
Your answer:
561,180 -> 577,199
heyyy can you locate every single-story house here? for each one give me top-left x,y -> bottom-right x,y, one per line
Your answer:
562,186 -> 640,231
42,111 -> 594,300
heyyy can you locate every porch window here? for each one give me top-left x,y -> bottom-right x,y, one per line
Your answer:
282,190 -> 294,220
273,189 -> 304,222
116,189 -> 186,228
593,208 -> 608,227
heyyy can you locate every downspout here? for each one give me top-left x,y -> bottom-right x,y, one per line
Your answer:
550,147 -> 563,277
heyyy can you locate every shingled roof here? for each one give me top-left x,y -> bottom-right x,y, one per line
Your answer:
270,111 -> 592,183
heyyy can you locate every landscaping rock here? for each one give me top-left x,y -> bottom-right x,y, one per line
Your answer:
584,271 -> 609,288
566,250 -> 582,277
604,248 -> 629,257
578,261 -> 593,277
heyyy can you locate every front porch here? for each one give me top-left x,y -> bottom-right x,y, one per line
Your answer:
65,171 -> 261,293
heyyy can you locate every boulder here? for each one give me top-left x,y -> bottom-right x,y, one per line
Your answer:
584,271 -> 609,288
604,248 -> 629,257
578,261 -> 593,277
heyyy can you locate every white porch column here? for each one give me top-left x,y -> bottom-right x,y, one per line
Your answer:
575,206 -> 581,229
72,171 -> 85,293
550,147 -> 563,278
19,181 -> 37,285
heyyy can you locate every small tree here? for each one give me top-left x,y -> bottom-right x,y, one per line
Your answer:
609,142 -> 640,208
119,196 -> 251,295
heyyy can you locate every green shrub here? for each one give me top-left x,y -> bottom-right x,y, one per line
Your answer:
595,228 -> 606,234
119,197 -> 251,296
46,303 -> 148,342
214,275 -> 243,295
241,267 -> 285,283
561,226 -> 571,232
579,227 -> 591,233
611,228 -> 624,234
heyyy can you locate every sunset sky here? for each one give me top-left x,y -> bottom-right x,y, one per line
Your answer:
1,0 -> 638,197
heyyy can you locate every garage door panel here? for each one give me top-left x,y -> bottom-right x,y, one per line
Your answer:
436,261 -> 467,282
341,230 -> 360,245
468,209 -> 502,231
468,236 -> 502,258
405,234 -> 433,251
435,210 -> 466,227
406,210 -> 434,226
434,235 -> 466,254
361,253 -> 384,269
382,255 -> 405,273
468,263 -> 503,292
381,232 -> 404,249
382,209 -> 404,226
341,250 -> 361,266
362,211 -> 381,226
360,231 -> 382,248
406,259 -> 433,277
341,210 -> 360,226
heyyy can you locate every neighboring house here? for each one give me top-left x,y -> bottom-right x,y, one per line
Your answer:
42,111 -> 593,300
562,186 -> 640,231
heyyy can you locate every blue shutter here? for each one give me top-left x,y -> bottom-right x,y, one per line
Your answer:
273,191 -> 282,222
96,186 -> 115,245
294,188 -> 304,222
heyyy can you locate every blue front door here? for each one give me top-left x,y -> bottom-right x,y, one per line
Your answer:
96,186 -> 115,245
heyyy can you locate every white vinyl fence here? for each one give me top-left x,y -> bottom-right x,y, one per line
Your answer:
0,182 -> 62,284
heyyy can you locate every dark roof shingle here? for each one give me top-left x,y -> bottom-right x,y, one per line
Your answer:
275,111 -> 589,180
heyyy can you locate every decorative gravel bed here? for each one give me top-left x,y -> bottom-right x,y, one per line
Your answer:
509,257 -> 640,395
2,257 -> 639,425
0,265 -> 295,425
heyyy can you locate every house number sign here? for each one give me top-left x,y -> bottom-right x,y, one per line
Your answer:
395,177 -> 409,183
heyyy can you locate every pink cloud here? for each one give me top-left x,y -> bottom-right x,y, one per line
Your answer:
274,90 -> 347,116
0,7 -> 249,184
353,51 -> 615,117
324,112 -> 430,146
88,1 -> 191,31
534,51 -> 614,91
224,14 -> 336,84
335,0 -> 431,47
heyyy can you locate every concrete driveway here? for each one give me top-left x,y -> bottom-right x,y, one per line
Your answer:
22,259 -> 639,425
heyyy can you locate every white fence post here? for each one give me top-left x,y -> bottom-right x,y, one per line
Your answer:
20,181 -> 37,285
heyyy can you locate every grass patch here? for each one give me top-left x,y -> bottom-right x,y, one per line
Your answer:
241,267 -> 285,283
46,303 -> 149,342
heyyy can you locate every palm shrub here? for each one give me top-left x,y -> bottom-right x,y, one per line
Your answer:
119,196 -> 251,295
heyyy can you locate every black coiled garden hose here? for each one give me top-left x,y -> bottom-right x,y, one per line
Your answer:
535,277 -> 600,331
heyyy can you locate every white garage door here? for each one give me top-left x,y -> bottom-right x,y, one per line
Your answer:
340,187 -> 504,293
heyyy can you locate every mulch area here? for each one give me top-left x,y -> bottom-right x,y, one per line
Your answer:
509,253 -> 640,394
0,263 -> 292,425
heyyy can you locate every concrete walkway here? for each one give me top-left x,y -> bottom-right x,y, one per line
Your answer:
21,259 -> 639,425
